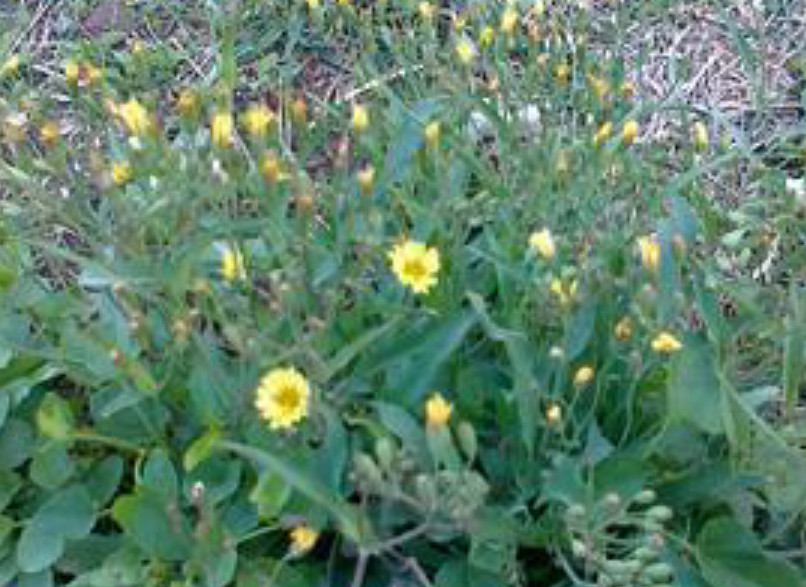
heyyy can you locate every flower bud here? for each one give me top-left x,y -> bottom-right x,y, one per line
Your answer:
374,437 -> 396,471
633,489 -> 657,505
353,453 -> 383,489
292,97 -> 307,127
456,420 -> 478,462
351,104 -> 369,134
646,505 -> 673,523
642,562 -> 673,583
357,165 -> 374,197
424,121 -> 440,151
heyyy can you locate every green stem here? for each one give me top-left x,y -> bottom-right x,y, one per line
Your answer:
71,430 -> 145,455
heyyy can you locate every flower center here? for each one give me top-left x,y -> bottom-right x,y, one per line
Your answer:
403,259 -> 426,280
276,385 -> 300,411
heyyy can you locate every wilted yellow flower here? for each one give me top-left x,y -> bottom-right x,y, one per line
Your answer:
424,121 -> 440,151
500,6 -> 518,35
211,111 -> 234,149
546,403 -> 562,425
40,121 -> 60,148
652,332 -> 683,354
221,248 -> 246,282
291,97 -> 307,126
418,2 -> 436,21
425,392 -> 453,428
175,89 -> 198,119
573,365 -> 594,388
456,38 -> 476,67
529,228 -> 556,260
388,240 -> 440,294
255,367 -> 311,429
290,525 -> 319,555
111,162 -> 132,186
637,235 -> 660,272
593,121 -> 613,146
64,60 -> 80,86
352,104 -> 369,134
622,120 -> 639,145
242,103 -> 275,139
693,121 -> 708,152
479,26 -> 495,48
614,316 -> 632,341
1,54 -> 20,78
357,165 -> 375,197
337,0 -> 350,6
119,99 -> 151,137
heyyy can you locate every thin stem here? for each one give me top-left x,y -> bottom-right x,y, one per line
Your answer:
71,430 -> 145,455
350,550 -> 369,587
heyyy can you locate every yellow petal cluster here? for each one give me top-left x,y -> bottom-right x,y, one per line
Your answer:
425,392 -> 453,428
651,332 -> 683,354
529,228 -> 556,260
290,525 -> 319,555
637,235 -> 660,272
221,248 -> 246,282
389,240 -> 440,294
255,367 -> 311,430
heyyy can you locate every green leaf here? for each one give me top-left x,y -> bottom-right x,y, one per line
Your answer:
84,456 -> 124,508
17,569 -> 54,587
0,418 -> 34,470
783,288 -> 806,419
668,334 -> 726,435
564,299 -> 596,361
0,470 -> 22,511
142,449 -> 179,502
112,490 -> 192,561
250,472 -> 292,520
373,401 -> 431,469
696,517 -> 803,587
35,394 -> 75,441
184,428 -> 223,471
30,442 -> 74,490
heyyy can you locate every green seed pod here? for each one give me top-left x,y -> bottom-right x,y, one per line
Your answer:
456,420 -> 478,462
566,503 -> 586,520
633,489 -> 657,505
414,474 -> 437,508
374,437 -> 396,471
642,562 -> 673,583
646,505 -> 673,523
634,546 -> 659,562
354,453 -> 383,489
602,492 -> 622,511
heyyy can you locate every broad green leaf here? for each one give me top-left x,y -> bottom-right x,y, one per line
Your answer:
783,288 -> 806,419
668,334 -> 726,435
0,470 -> 22,511
0,418 -> 34,470
16,521 -> 65,573
112,490 -> 193,561
142,449 -> 179,502
250,472 -> 292,520
17,569 -> 53,587
30,442 -> 74,490
184,428 -> 223,471
84,456 -> 124,507
373,401 -> 431,469
696,517 -> 803,587
564,299 -> 596,361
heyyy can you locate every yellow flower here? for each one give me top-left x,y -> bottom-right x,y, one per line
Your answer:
221,248 -> 246,282
291,97 -> 307,126
388,240 -> 440,294
479,26 -> 495,48
131,40 -> 146,56
352,104 -> 369,134
84,63 -> 103,86
529,228 -> 556,260
622,120 -> 639,145
177,89 -> 199,118
637,235 -> 660,272
500,6 -> 518,35
456,38 -> 476,67
64,60 -> 80,86
255,367 -> 311,430
652,332 -> 683,354
693,121 -> 708,152
261,151 -> 288,185
111,161 -> 132,186
306,0 -> 320,9
573,365 -> 594,388
621,81 -> 636,100
2,112 -> 26,144
211,111 -> 234,149
418,2 -> 436,21
593,121 -> 613,147
290,525 -> 319,555
119,99 -> 152,137
1,54 -> 20,77
40,121 -> 60,148
550,278 -> 577,305
589,75 -> 609,101
546,403 -> 562,425
357,165 -> 375,197
242,103 -> 275,139
425,392 -> 453,428
424,121 -> 440,151
555,63 -> 571,85
614,316 -> 632,341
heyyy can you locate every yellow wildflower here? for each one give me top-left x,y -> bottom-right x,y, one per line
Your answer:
589,75 -> 609,101
418,2 -> 436,21
221,248 -> 246,282
614,316 -> 632,341
255,367 -> 311,430
261,151 -> 288,185
622,120 -> 639,145
546,403 -> 562,425
64,60 -> 80,86
84,63 -> 103,86
352,104 -> 369,134
621,81 -> 636,100
573,366 -> 594,388
40,121 -> 60,148
177,89 -> 199,118
693,121 -> 708,152
529,228 -> 556,260
119,99 -> 152,137
424,121 -> 440,151
111,162 -> 132,186
637,235 -> 660,272
479,26 -> 495,48
388,240 -> 440,294
593,121 -> 613,147
290,525 -> 319,555
242,103 -> 275,139
456,38 -> 476,67
357,165 -> 375,197
550,278 -> 577,305
500,6 -> 518,35
1,54 -> 20,78
211,111 -> 234,149
555,63 -> 571,85
131,40 -> 146,56
652,332 -> 683,354
425,393 -> 453,428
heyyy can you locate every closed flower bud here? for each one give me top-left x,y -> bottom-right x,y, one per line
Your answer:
546,403 -> 562,425
602,492 -> 621,511
424,121 -> 440,151
261,150 -> 284,186
692,121 -> 708,152
418,1 -> 435,21
651,332 -> 682,354
1,54 -> 20,78
622,120 -> 639,145
566,503 -> 586,521
351,104 -> 369,134
414,474 -> 437,507
40,121 -> 60,148
500,6 -> 518,35
570,539 -> 587,558
211,111 -> 234,149
614,316 -> 632,341
64,60 -> 80,86
634,546 -> 659,562
357,165 -> 375,197
177,89 -> 199,119
593,121 -> 613,147
374,437 -> 396,470
646,505 -> 673,523
555,63 -> 571,85
642,562 -> 673,583
243,103 -> 275,139
633,489 -> 657,504
354,453 -> 383,488
112,161 -> 132,186
456,420 -> 478,462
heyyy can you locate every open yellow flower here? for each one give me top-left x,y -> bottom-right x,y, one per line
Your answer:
64,60 -> 80,86
574,366 -> 594,388
637,235 -> 660,272
529,228 -> 556,260
424,121 -> 440,151
111,162 -> 132,186
242,103 -> 275,139
40,121 -> 60,148
211,111 -> 234,149
388,240 -> 440,294
255,367 -> 311,430
119,99 -> 151,137
550,277 -> 577,305
614,316 -> 632,341
500,6 -> 518,35
352,104 -> 369,134
425,392 -> 453,428
622,120 -> 639,145
289,525 -> 319,555
651,332 -> 682,354
221,248 -> 246,282
479,26 -> 495,48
